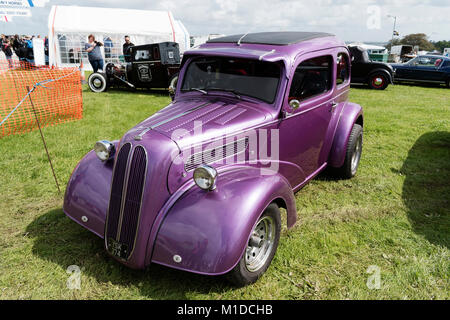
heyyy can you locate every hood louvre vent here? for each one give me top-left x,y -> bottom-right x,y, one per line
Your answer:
184,137 -> 249,172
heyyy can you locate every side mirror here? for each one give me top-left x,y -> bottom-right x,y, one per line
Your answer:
168,75 -> 178,101
289,99 -> 300,111
284,99 -> 300,116
169,86 -> 176,101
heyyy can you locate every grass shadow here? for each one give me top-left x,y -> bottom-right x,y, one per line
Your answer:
82,86 -> 170,97
393,81 -> 447,89
26,209 -> 232,299
400,131 -> 450,248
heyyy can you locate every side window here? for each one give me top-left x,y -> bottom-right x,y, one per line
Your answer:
289,55 -> 332,102
135,49 -> 152,61
336,53 -> 350,86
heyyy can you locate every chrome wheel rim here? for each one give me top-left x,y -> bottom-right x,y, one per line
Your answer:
351,134 -> 362,174
245,216 -> 275,272
373,77 -> 383,86
93,78 -> 102,88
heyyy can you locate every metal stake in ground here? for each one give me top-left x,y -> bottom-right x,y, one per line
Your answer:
26,86 -> 61,194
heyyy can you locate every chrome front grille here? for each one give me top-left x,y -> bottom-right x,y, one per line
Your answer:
105,144 -> 147,260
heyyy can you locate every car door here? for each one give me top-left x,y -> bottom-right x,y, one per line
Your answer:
131,47 -> 155,87
277,53 -> 335,188
413,57 -> 446,82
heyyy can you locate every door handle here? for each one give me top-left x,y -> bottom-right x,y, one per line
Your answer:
331,102 -> 338,112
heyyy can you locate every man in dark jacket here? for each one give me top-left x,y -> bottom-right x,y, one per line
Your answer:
123,36 -> 134,62
13,35 -> 26,61
2,38 -> 14,68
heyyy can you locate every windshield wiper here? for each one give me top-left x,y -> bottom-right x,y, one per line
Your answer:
188,87 -> 250,101
204,87 -> 242,100
190,88 -> 208,95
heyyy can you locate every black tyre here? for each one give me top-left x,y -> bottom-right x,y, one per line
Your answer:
88,72 -> 108,93
446,79 -> 449,88
228,203 -> 281,287
368,73 -> 389,90
334,124 -> 363,179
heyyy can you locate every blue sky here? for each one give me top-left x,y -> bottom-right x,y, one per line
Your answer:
1,0 -> 449,42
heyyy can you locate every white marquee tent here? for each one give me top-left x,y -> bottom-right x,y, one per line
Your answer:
48,5 -> 190,69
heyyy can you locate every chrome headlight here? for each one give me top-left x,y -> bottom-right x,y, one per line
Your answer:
94,140 -> 115,162
193,165 -> 217,191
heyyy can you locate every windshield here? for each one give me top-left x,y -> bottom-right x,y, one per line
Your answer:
181,57 -> 281,103
407,56 -> 443,67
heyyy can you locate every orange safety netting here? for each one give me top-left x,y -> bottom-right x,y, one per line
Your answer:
0,60 -> 83,138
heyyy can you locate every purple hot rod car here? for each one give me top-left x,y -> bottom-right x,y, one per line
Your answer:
64,32 -> 364,286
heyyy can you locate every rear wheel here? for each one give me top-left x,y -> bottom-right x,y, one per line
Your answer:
88,72 -> 108,93
334,124 -> 363,179
446,79 -> 450,88
368,73 -> 389,90
228,203 -> 281,287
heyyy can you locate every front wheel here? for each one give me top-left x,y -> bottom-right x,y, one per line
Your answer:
334,124 -> 363,179
88,72 -> 108,93
368,73 -> 389,90
228,203 -> 281,287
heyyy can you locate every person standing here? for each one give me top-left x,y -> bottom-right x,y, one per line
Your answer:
25,36 -> 34,64
85,34 -> 104,73
104,36 -> 113,60
123,35 -> 134,62
2,38 -> 14,68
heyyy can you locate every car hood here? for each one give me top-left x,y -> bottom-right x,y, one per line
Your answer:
390,63 -> 408,69
124,97 -> 272,150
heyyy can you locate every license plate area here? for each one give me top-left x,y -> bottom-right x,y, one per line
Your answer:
108,238 -> 129,260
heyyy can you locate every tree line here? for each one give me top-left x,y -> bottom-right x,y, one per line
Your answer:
386,33 -> 449,52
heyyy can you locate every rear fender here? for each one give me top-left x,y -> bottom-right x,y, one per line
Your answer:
149,167 -> 297,275
328,103 -> 363,168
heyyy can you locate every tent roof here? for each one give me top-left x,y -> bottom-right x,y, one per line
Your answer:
348,42 -> 387,50
49,5 -> 177,36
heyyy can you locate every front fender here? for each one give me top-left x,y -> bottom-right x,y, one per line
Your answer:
328,103 -> 363,168
63,141 -> 118,237
150,167 -> 297,275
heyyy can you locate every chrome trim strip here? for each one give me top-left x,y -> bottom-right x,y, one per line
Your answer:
134,102 -> 212,140
259,49 -> 276,61
395,78 -> 445,84
282,89 -> 350,120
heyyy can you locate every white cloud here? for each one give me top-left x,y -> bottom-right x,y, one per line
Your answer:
2,0 -> 449,42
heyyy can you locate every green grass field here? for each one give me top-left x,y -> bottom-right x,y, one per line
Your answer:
0,83 -> 449,300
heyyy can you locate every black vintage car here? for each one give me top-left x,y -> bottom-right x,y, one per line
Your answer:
349,46 -> 394,90
88,42 -> 180,93
391,55 -> 450,88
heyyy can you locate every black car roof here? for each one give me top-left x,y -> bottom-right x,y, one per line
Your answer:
207,32 -> 334,46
